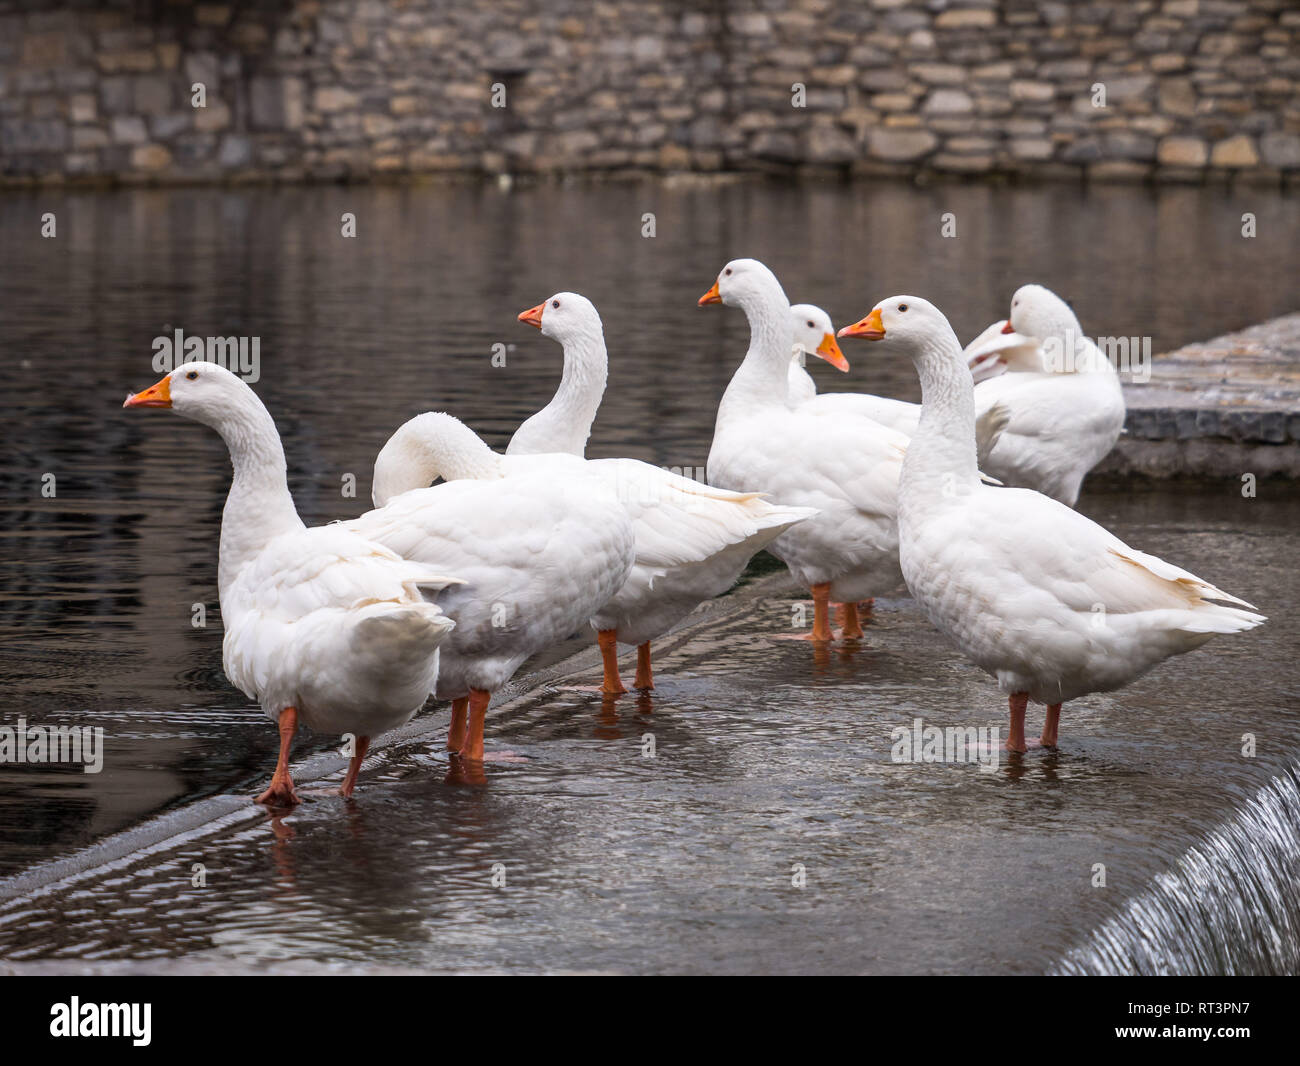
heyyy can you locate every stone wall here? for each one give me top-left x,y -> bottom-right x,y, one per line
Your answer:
1,0 -> 1298,185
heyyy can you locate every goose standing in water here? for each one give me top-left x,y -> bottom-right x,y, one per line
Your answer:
838,297 -> 1263,751
703,259 -> 908,642
123,363 -> 460,805
357,415 -> 637,759
375,293 -> 815,694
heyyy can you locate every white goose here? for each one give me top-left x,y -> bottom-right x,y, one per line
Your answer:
703,259 -> 908,642
377,292 -> 815,695
966,284 -> 1127,506
355,416 -> 636,758
123,363 -> 460,806
788,303 -> 1010,466
838,297 -> 1264,752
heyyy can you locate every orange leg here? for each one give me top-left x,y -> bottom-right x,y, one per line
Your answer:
837,602 -> 864,640
340,734 -> 370,797
456,688 -> 492,762
256,706 -> 300,807
1006,692 -> 1028,754
1041,703 -> 1062,748
634,642 -> 654,690
810,583 -> 833,641
447,696 -> 469,751
597,629 -> 627,695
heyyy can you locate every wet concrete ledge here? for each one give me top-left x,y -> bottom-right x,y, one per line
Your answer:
1101,312 -> 1300,480
0,575 -> 771,913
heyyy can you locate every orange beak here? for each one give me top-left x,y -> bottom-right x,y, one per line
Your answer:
1000,320 -> 1015,334
814,332 -> 849,372
518,302 -> 546,329
698,280 -> 722,306
837,307 -> 886,341
123,375 -> 172,409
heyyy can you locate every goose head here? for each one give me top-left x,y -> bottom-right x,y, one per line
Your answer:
838,296 -> 961,365
123,361 -> 257,431
518,291 -> 604,346
698,258 -> 788,313
1005,284 -> 1088,373
790,303 -> 848,372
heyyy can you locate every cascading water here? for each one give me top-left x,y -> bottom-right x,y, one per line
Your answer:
1054,761 -> 1300,975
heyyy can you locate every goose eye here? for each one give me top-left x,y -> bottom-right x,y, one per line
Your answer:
897,303 -> 908,312
806,320 -> 814,329
724,268 -> 732,276
551,299 -> 560,309
186,370 -> 198,380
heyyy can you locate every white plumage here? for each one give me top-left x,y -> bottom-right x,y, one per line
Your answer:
123,362 -> 459,804
377,291 -> 814,693
964,284 -> 1127,506
787,302 -> 1008,467
356,438 -> 637,702
839,295 -> 1263,750
704,261 -> 910,641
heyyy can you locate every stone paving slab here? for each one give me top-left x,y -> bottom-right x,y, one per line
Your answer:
1101,312 -> 1300,478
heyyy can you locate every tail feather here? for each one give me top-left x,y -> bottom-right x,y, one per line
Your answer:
974,401 -> 1010,468
352,601 -> 456,659
1176,606 -> 1266,635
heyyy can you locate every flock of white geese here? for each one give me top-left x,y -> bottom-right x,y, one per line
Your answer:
123,258 -> 1264,806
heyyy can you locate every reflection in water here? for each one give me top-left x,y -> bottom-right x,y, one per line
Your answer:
0,181 -> 1297,970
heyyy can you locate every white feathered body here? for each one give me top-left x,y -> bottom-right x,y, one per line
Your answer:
583,457 -> 817,645
709,405 -> 907,602
348,457 -> 636,698
973,364 -> 1126,506
900,482 -> 1264,706
221,524 -> 458,735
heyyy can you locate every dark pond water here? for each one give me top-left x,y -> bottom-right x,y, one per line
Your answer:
0,179 -> 1297,972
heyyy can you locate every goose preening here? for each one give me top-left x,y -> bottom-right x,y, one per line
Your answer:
378,292 -> 815,696
838,297 -> 1264,752
123,363 -> 461,806
703,259 -> 908,643
961,317 -> 1041,385
964,284 -> 1127,507
359,415 -> 637,757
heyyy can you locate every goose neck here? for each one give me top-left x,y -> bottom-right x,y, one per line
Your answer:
215,399 -> 303,597
372,412 -> 502,506
718,283 -> 793,419
902,332 -> 981,509
509,326 -> 607,456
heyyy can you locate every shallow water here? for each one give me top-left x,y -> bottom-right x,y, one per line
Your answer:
0,487 -> 1294,974
0,179 -> 1297,972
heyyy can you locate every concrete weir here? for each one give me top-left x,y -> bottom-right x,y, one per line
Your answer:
0,495 -> 1295,975
1102,313 -> 1300,480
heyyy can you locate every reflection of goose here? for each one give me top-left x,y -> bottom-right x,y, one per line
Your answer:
477,291 -> 813,694
359,414 -> 636,760
124,363 -> 459,805
703,260 -> 907,643
963,284 -> 1127,506
840,296 -> 1263,752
